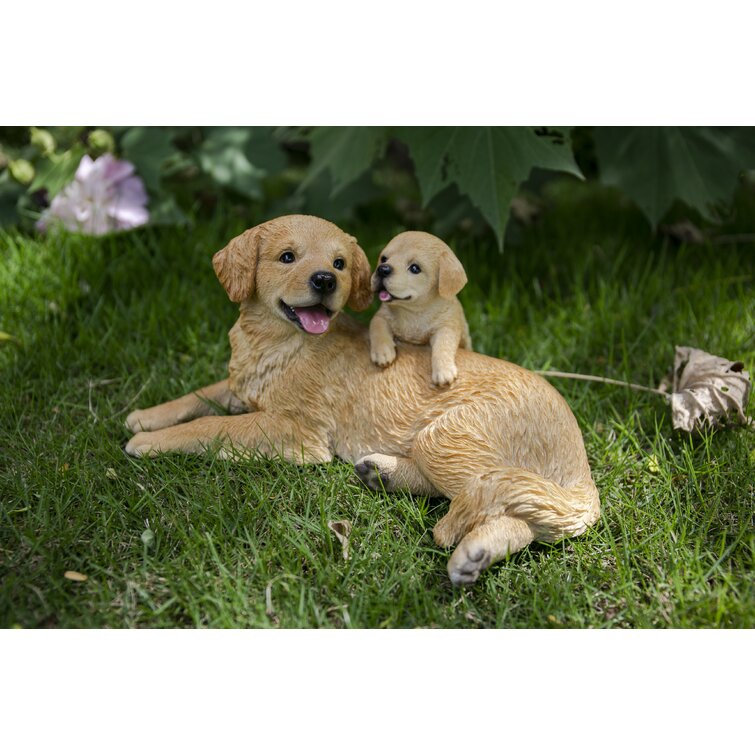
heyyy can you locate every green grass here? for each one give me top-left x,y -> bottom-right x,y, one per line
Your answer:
1,194 -> 754,628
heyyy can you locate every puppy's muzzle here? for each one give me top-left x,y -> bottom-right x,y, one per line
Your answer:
310,271 -> 337,294
376,264 -> 392,278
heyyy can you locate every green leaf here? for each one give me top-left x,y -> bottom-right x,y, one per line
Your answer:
0,330 -> 21,346
301,127 -> 387,196
196,128 -> 266,200
0,170 -> 24,226
29,146 -> 85,195
244,127 -> 287,175
399,127 -> 583,248
293,168 -> 384,221
397,127 -> 458,200
121,127 -> 176,193
593,127 -> 755,225
148,193 -> 190,226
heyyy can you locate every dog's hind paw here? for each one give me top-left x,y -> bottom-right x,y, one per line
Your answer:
447,543 -> 491,586
354,454 -> 397,491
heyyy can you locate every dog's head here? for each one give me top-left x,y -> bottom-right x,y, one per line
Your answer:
371,231 -> 467,307
212,215 -> 372,334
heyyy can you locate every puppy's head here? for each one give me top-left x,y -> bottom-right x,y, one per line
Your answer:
371,231 -> 467,307
213,215 -> 372,334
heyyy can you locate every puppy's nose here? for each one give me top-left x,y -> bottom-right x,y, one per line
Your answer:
376,264 -> 392,278
310,271 -> 337,294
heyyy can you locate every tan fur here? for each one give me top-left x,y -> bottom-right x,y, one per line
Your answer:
125,215 -> 600,585
369,231 -> 472,386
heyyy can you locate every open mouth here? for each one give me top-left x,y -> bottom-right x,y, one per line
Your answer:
280,300 -> 333,334
377,285 -> 411,303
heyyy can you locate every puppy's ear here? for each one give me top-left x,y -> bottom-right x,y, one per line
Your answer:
212,226 -> 262,303
347,237 -> 373,311
438,249 -> 468,299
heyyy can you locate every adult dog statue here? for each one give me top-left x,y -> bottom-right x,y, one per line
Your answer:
125,215 -> 600,585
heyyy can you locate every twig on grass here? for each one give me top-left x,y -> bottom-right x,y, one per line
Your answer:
111,375 -> 154,418
711,233 -> 755,245
87,378 -> 121,422
536,370 -> 670,398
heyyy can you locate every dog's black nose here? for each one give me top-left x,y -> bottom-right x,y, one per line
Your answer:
310,271 -> 337,294
376,264 -> 392,278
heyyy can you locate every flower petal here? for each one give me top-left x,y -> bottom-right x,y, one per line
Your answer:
74,154 -> 95,182
42,153 -> 150,236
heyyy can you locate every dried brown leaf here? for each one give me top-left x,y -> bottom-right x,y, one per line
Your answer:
64,570 -> 88,582
510,196 -> 541,226
327,519 -> 353,561
669,346 -> 752,432
660,220 -> 706,245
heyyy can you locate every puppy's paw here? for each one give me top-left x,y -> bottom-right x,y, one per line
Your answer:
432,363 -> 458,386
125,432 -> 161,458
371,343 -> 396,367
447,542 -> 491,586
354,454 -> 397,491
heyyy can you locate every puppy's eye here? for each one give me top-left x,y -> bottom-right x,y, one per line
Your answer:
333,258 -> 345,271
279,251 -> 295,264
380,256 -> 388,263
409,263 -> 422,274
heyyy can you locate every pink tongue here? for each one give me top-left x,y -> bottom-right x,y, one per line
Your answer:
379,291 -> 392,302
294,306 -> 330,334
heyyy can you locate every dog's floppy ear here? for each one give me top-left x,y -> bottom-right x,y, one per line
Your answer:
212,225 -> 263,303
438,249 -> 468,299
347,237 -> 373,311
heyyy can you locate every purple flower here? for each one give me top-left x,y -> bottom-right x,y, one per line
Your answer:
37,154 -> 149,236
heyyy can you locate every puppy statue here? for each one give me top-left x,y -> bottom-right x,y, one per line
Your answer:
369,231 -> 472,386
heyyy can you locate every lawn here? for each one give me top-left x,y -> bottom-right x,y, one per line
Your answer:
1,189 -> 753,628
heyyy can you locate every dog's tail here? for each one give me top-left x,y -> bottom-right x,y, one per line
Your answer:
433,466 -> 601,547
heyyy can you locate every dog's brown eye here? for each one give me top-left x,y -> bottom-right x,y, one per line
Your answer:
333,258 -> 345,271
279,251 -> 295,264
409,263 -> 421,274
380,256 -> 387,263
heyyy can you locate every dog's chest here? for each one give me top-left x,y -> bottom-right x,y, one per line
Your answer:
391,311 -> 434,345
227,322 -> 311,410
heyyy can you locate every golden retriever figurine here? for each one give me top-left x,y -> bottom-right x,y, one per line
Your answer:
125,215 -> 600,585
370,231 -> 472,386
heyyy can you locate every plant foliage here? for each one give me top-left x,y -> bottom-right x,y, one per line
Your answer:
1,126 -> 753,249
397,126 -> 582,245
594,127 -> 755,224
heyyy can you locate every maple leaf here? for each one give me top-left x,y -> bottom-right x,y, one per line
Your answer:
662,346 -> 752,433
594,127 -> 755,225
400,126 -> 583,249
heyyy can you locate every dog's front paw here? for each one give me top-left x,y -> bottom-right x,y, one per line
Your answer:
354,454 -> 397,491
447,542 -> 491,586
371,343 -> 396,368
125,432 -> 161,457
432,363 -> 458,386
125,409 -> 154,433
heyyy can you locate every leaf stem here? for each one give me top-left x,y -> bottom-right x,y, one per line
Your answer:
536,370 -> 670,398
